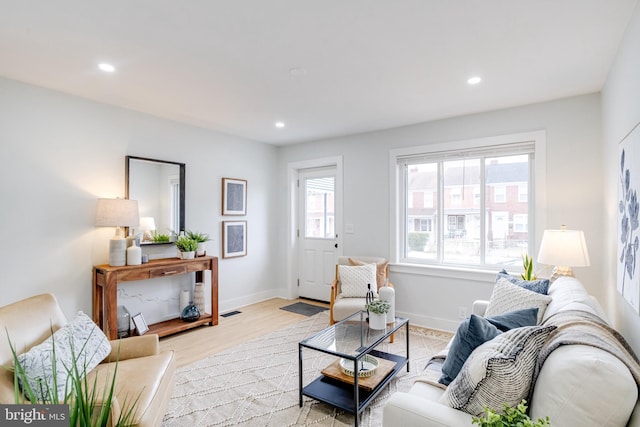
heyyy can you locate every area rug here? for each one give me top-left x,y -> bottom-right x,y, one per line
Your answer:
162,311 -> 451,427
280,301 -> 328,317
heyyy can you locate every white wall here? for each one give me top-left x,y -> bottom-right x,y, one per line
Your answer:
279,93 -> 603,331
602,3 -> 640,353
0,78 -> 283,321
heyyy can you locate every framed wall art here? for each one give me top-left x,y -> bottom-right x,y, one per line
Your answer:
618,122 -> 640,314
222,177 -> 247,215
222,220 -> 247,258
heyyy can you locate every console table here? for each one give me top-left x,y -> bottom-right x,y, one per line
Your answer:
92,256 -> 218,340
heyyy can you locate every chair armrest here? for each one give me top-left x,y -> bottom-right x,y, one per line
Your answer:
383,392 -> 474,427
103,334 -> 160,363
330,279 -> 339,324
472,300 -> 489,317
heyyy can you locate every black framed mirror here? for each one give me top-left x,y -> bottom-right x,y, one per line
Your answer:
125,156 -> 185,244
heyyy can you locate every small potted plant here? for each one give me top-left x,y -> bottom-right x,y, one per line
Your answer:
185,230 -> 211,256
365,299 -> 391,330
175,236 -> 198,259
472,400 -> 550,427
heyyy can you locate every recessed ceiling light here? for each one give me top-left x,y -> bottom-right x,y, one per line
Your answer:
275,122 -> 285,128
98,63 -> 115,73
467,76 -> 482,85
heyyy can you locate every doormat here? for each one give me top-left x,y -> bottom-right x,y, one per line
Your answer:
221,310 -> 242,318
279,302 -> 327,317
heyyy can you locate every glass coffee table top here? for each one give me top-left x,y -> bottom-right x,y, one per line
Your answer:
300,311 -> 408,358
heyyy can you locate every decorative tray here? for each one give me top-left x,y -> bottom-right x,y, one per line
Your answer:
339,354 -> 379,378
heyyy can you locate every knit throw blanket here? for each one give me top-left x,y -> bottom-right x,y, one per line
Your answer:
535,309 -> 640,387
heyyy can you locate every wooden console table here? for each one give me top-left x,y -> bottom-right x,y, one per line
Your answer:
92,256 -> 218,340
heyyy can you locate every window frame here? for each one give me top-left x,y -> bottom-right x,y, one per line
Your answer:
389,131 -> 547,275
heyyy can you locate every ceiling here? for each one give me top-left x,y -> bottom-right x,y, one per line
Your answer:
1,1 -> 637,145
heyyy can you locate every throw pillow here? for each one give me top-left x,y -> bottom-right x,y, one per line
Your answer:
348,258 -> 388,290
497,269 -> 550,295
485,278 -> 552,324
338,264 -> 378,297
439,308 -> 539,385
17,311 -> 111,402
439,324 -> 557,417
439,315 -> 502,386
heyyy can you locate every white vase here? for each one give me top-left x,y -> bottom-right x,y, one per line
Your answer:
126,242 -> 142,265
379,284 -> 395,324
196,242 -> 206,256
194,283 -> 205,314
179,251 -> 195,259
369,312 -> 387,330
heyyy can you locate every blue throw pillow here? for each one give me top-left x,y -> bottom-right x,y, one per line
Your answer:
486,307 -> 539,331
439,315 -> 501,385
497,269 -> 550,295
439,308 -> 541,385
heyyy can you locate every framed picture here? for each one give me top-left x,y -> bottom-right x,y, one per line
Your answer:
132,312 -> 149,335
222,177 -> 247,215
222,220 -> 247,258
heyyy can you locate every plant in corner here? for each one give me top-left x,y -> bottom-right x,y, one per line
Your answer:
521,253 -> 538,281
472,400 -> 550,427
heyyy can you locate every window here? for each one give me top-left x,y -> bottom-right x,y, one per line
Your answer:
393,132 -> 541,269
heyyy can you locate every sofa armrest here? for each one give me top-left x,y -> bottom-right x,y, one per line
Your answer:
383,392 -> 474,427
472,300 -> 489,317
103,334 -> 160,363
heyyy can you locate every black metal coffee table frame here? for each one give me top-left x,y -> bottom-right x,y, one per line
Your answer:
298,311 -> 409,427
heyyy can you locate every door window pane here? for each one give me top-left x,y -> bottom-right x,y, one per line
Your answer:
304,177 -> 335,238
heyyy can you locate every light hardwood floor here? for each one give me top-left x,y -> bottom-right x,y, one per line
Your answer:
159,298 -> 329,367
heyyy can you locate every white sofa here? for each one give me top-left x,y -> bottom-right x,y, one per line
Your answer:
383,276 -> 640,427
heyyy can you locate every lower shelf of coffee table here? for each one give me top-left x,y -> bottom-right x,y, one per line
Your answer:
302,349 -> 408,415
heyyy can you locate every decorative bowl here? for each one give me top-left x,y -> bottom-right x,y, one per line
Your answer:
339,354 -> 379,378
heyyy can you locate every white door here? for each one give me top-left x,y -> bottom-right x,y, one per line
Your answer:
298,167 -> 339,301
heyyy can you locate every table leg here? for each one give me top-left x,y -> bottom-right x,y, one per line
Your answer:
406,321 -> 410,372
299,344 -> 303,407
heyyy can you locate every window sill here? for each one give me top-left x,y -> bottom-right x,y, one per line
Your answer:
389,262 -> 499,282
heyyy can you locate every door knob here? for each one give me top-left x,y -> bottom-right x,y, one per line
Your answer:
335,243 -> 338,248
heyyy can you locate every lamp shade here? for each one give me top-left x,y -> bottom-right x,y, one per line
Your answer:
139,216 -> 156,231
95,198 -> 140,227
537,228 -> 590,267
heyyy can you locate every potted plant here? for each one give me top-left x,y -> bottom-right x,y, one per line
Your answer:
175,236 -> 198,259
152,231 -> 171,243
365,299 -> 391,330
185,230 -> 211,256
472,400 -> 550,427
521,253 -> 538,281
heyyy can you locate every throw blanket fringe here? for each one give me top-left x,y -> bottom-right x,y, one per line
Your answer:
535,309 -> 640,388
414,348 -> 448,390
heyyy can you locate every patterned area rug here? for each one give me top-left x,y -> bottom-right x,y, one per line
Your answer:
163,311 -> 451,427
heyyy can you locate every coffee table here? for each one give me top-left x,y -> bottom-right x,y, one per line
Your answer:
298,311 -> 409,427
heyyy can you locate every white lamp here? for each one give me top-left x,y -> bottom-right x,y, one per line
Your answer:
138,216 -> 156,242
95,198 -> 140,266
537,225 -> 590,282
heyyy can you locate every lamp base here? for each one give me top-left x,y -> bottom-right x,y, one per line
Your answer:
109,228 -> 126,266
550,266 -> 574,283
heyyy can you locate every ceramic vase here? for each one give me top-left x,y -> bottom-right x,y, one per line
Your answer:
369,312 -> 387,330
193,282 -> 205,314
196,242 -> 206,257
180,303 -> 200,322
179,251 -> 195,259
378,283 -> 395,323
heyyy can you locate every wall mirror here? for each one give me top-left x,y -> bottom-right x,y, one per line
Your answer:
126,156 -> 185,244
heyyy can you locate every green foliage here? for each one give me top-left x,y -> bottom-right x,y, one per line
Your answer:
408,232 -> 428,251
472,400 -> 550,427
365,299 -> 391,314
185,230 -> 210,243
521,253 -> 538,281
175,236 -> 198,252
152,231 -> 171,243
7,329 -> 139,427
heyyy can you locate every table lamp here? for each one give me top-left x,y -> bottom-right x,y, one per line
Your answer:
537,225 -> 590,282
95,198 -> 140,266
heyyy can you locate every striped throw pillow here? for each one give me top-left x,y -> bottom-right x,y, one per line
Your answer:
439,324 -> 556,416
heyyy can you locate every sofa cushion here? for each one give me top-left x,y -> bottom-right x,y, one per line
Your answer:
439,308 -> 540,385
16,311 -> 111,401
439,324 -> 556,417
348,258 -> 388,289
439,315 -> 501,386
530,345 -> 637,427
497,269 -> 550,294
338,264 -> 378,297
485,278 -> 552,323
331,296 -> 368,322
